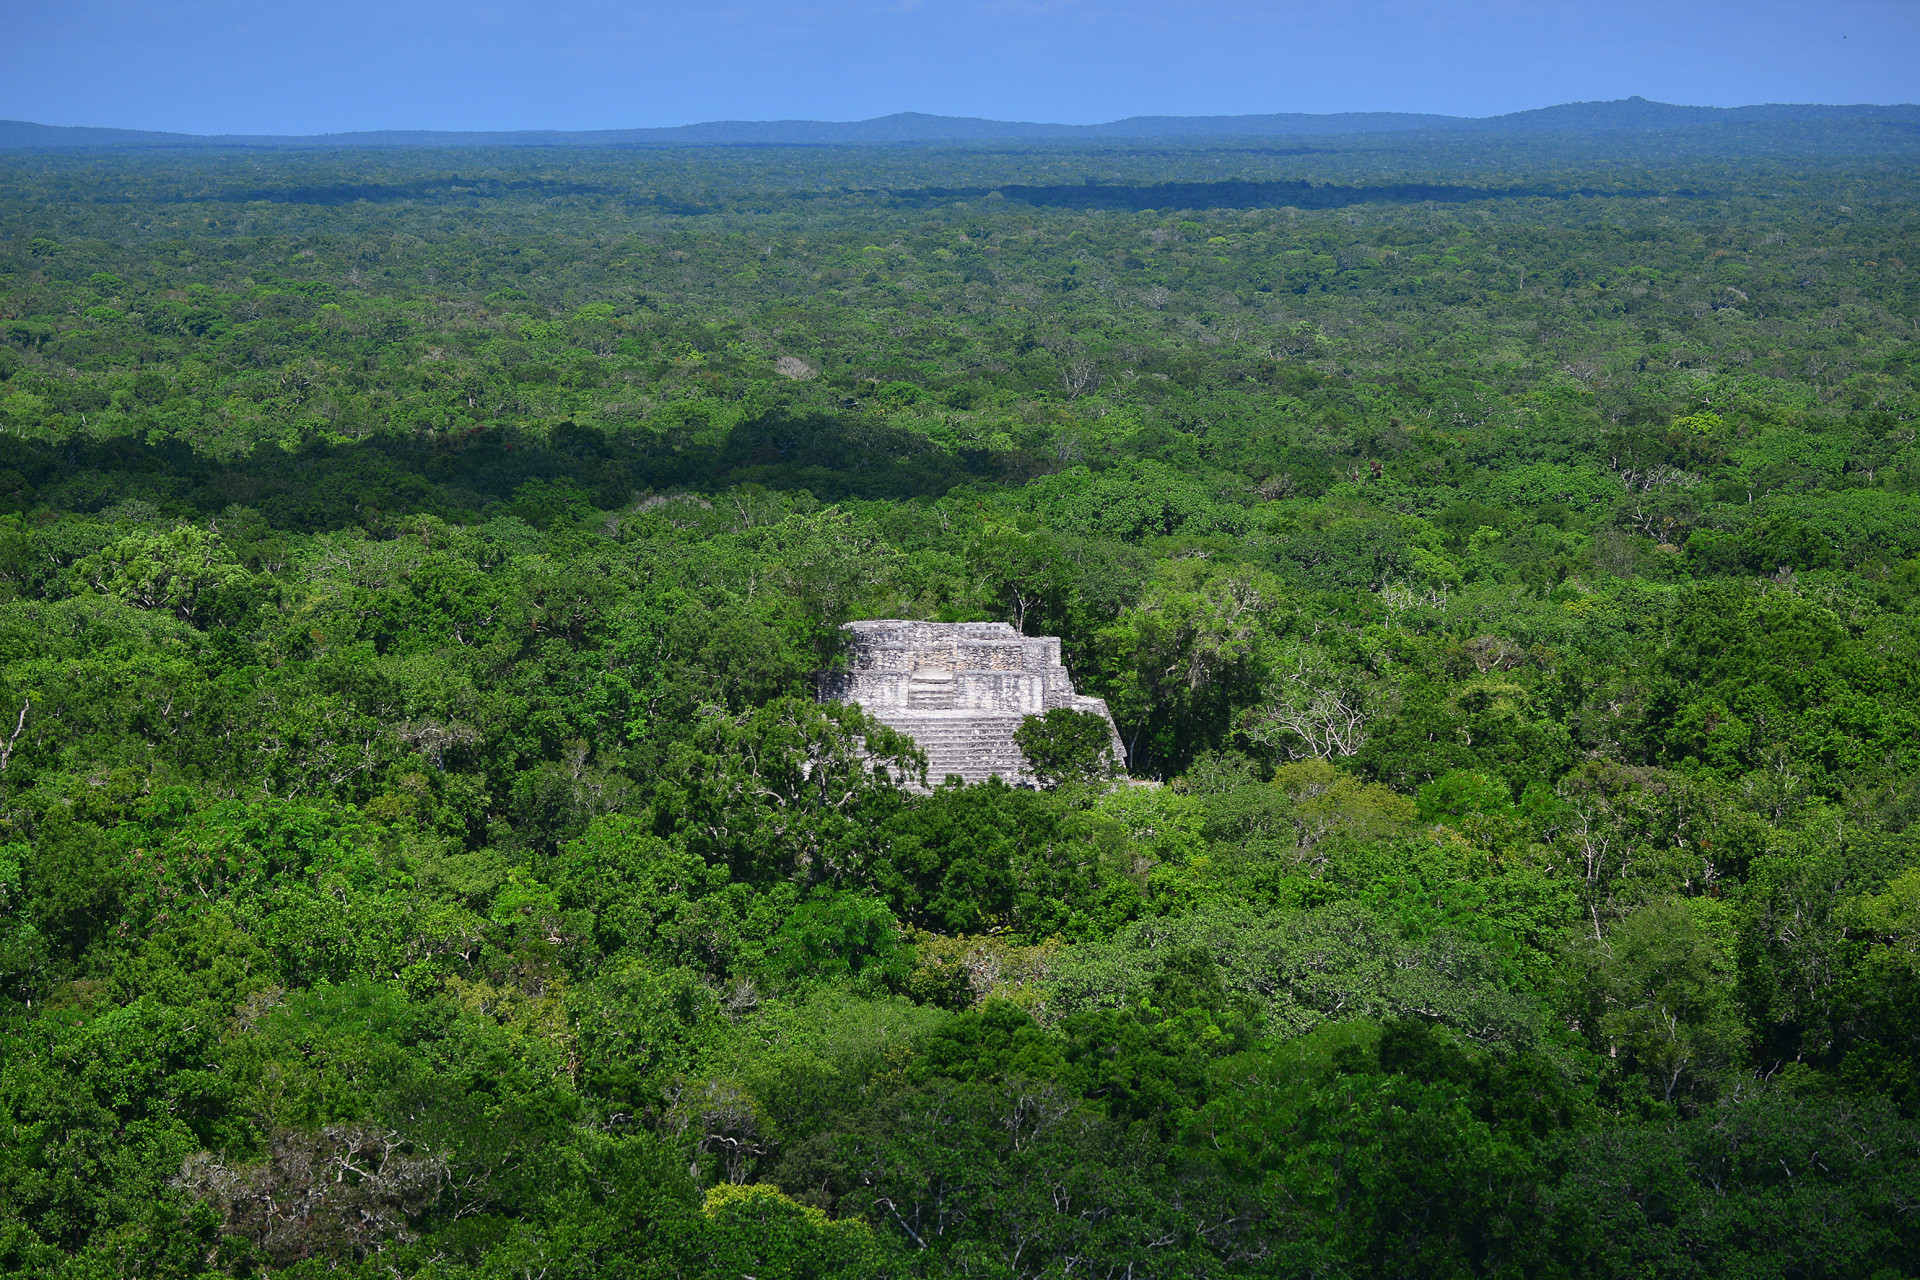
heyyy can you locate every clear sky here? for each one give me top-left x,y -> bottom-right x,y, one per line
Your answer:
3,0 -> 1916,135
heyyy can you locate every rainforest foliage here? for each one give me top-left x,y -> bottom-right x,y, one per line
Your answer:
1,123 -> 1919,1279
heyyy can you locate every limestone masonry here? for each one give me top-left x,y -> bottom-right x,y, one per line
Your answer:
819,620 -> 1126,787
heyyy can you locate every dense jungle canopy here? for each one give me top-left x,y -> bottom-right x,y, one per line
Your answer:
1,118 -> 1918,1279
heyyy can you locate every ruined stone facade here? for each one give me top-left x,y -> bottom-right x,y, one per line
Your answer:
818,620 -> 1126,787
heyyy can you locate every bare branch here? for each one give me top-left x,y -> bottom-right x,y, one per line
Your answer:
0,700 -> 27,773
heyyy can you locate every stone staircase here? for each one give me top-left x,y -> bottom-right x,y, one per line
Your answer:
906,668 -> 955,710
885,712 -> 1030,787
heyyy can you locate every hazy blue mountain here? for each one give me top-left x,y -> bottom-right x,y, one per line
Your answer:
1463,95 -> 1920,132
2,98 -> 1916,150
0,120 -> 214,147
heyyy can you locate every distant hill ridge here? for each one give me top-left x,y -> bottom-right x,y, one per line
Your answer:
3,97 -> 1917,150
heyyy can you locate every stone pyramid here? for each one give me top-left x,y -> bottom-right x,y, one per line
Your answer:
818,620 -> 1125,787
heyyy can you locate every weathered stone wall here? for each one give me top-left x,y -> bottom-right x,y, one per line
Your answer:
818,620 -> 1125,787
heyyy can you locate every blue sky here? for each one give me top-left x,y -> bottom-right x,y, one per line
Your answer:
4,0 -> 1916,135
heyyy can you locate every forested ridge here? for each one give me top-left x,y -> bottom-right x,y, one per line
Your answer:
1,124 -> 1918,1279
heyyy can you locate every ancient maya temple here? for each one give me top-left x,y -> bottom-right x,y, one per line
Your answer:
818,620 -> 1126,787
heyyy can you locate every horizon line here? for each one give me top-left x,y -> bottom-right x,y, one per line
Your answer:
6,95 -> 1920,143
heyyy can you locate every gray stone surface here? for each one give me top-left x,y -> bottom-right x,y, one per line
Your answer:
818,620 -> 1125,787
